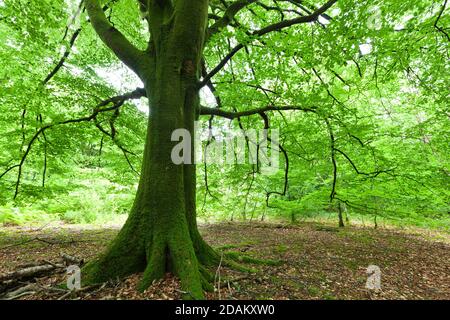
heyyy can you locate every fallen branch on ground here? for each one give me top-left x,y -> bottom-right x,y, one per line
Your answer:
61,253 -> 84,266
0,264 -> 62,282
0,252 -> 86,298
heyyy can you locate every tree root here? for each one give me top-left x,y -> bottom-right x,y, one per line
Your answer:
81,231 -> 279,300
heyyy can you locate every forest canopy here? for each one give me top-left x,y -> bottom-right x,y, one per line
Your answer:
0,0 -> 448,228
0,0 -> 449,303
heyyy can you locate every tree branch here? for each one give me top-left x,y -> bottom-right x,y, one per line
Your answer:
44,0 -> 118,85
207,0 -> 258,40
434,0 -> 450,42
199,105 -> 317,119
200,0 -> 338,87
259,112 -> 289,208
43,28 -> 82,85
0,88 -> 146,198
85,0 -> 146,75
254,0 -> 337,35
334,148 -> 394,178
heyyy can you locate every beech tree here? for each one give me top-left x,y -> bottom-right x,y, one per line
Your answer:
77,0 -> 340,299
0,0 -> 448,299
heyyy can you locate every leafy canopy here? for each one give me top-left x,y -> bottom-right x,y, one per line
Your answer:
0,0 -> 448,228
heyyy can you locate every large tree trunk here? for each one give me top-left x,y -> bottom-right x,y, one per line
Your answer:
83,0 -> 218,299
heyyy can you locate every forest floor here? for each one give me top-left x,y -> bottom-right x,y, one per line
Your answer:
0,221 -> 449,300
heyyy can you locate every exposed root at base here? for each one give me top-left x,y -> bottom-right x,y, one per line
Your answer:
81,237 -> 282,300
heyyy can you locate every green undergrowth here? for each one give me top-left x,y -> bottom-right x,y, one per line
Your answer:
0,207 -> 57,226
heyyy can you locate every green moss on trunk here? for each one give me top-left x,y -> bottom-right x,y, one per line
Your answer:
82,0 -> 221,300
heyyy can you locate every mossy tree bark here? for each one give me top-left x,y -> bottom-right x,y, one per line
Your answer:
83,0 -> 219,299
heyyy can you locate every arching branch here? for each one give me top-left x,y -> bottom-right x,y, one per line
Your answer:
85,0 -> 147,75
0,88 -> 145,199
200,0 -> 338,86
44,0 -> 118,85
94,113 -> 140,175
199,43 -> 244,88
43,28 -> 82,85
334,148 -> 395,178
199,104 -> 317,119
0,165 -> 20,180
254,0 -> 337,35
258,112 -> 289,208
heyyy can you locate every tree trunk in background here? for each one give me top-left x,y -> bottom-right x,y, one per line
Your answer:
338,202 -> 345,228
83,0 -> 218,299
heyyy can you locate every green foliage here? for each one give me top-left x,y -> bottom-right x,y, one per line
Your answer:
0,0 -> 448,230
0,205 -> 57,226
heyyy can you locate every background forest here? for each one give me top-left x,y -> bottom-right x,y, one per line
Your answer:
0,0 -> 448,230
